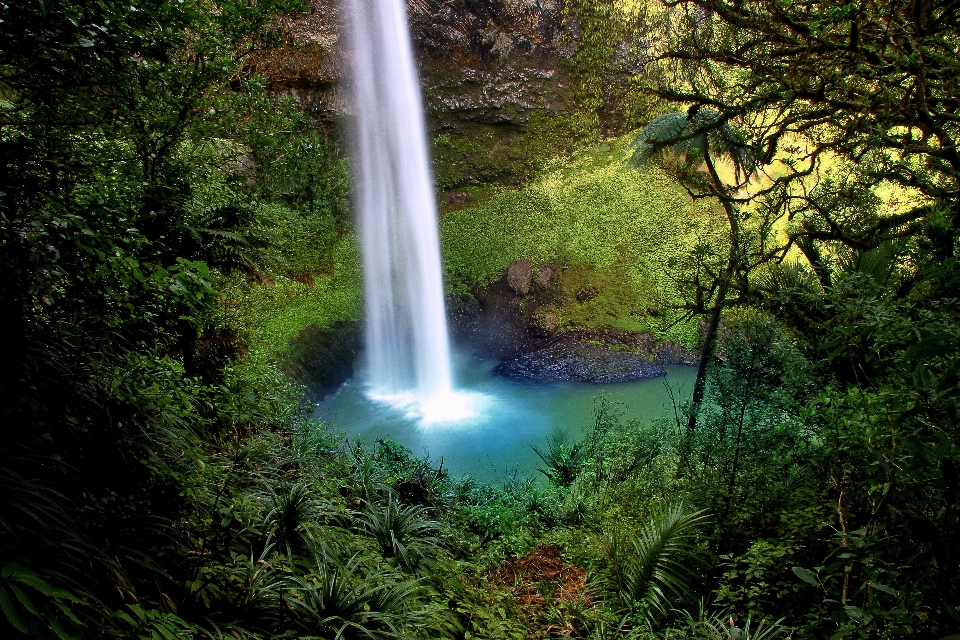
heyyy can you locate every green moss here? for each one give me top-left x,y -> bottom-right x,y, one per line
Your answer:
439,134 -> 724,346
228,237 -> 362,358
431,109 -> 602,194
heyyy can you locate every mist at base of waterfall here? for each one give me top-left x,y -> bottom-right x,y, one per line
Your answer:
313,342 -> 697,483
365,388 -> 489,425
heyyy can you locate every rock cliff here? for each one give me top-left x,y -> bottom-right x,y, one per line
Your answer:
245,0 -> 641,188
248,0 -> 571,115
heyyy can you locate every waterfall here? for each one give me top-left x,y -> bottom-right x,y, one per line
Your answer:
345,0 -> 468,423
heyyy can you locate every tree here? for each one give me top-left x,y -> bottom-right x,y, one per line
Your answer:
633,0 -> 960,632
630,107 -> 758,430
640,0 -> 960,258
0,0 -> 297,634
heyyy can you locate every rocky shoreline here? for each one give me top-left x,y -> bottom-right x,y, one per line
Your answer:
491,339 -> 666,383
450,260 -> 699,384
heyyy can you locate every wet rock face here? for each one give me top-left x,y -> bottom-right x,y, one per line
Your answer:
253,0 -> 568,83
563,326 -> 700,366
451,258 -> 564,359
449,262 -> 700,383
408,0 -> 565,63
249,0 -> 571,124
413,0 -> 569,126
451,280 -> 553,360
425,65 -> 563,125
247,0 -> 343,88
284,321 -> 361,402
492,340 -> 666,383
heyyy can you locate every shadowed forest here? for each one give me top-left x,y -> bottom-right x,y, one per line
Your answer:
2,0 -> 959,638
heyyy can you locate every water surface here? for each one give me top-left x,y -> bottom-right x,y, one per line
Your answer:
314,343 -> 696,483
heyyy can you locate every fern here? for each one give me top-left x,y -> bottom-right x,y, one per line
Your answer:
602,502 -> 709,625
629,108 -> 756,183
111,604 -> 196,640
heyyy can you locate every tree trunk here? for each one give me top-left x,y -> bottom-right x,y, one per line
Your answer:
685,257 -> 732,431
687,153 -> 740,431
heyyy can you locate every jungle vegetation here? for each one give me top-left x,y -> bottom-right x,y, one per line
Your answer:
1,0 -> 958,638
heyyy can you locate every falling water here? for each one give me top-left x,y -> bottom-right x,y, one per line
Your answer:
345,0 -> 473,423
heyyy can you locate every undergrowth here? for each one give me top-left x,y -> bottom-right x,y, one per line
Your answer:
222,236 -> 362,358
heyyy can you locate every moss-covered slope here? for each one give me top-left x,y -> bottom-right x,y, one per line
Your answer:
440,136 -> 724,344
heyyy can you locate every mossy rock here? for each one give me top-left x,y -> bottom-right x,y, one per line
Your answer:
284,320 -> 361,401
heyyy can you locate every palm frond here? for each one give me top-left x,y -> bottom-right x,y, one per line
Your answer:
837,240 -> 899,285
356,492 -> 440,570
754,258 -> 824,299
531,434 -> 585,486
704,613 -> 790,639
603,502 -> 709,624
287,555 -> 425,639
258,481 -> 335,558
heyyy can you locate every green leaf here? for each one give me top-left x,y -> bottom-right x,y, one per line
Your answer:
9,584 -> 39,616
0,585 -> 29,633
905,332 -> 952,360
49,614 -> 79,640
53,599 -> 82,624
844,604 -> 863,620
903,437 -> 933,464
791,566 -> 819,586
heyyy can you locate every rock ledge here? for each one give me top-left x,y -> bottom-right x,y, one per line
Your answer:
492,340 -> 666,383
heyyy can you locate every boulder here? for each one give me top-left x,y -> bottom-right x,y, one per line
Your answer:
536,265 -> 553,286
443,190 -> 472,205
449,265 -> 703,369
652,342 -> 700,366
576,286 -> 598,302
506,260 -> 533,294
527,306 -> 559,337
284,321 -> 360,402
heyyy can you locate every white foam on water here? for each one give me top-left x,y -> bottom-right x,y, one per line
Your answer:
366,388 -> 490,427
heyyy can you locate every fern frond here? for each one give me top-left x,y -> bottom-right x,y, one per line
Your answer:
603,502 -> 709,624
629,109 -> 756,183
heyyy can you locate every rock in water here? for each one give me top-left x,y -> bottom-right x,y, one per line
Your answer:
492,340 -> 666,383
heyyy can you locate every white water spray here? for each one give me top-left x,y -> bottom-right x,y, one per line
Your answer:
345,0 -> 476,424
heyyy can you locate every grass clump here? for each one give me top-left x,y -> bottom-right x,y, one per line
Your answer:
222,236 -> 362,358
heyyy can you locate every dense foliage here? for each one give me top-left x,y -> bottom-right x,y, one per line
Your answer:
627,0 -> 960,635
0,0 -> 359,636
2,0 -> 959,639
